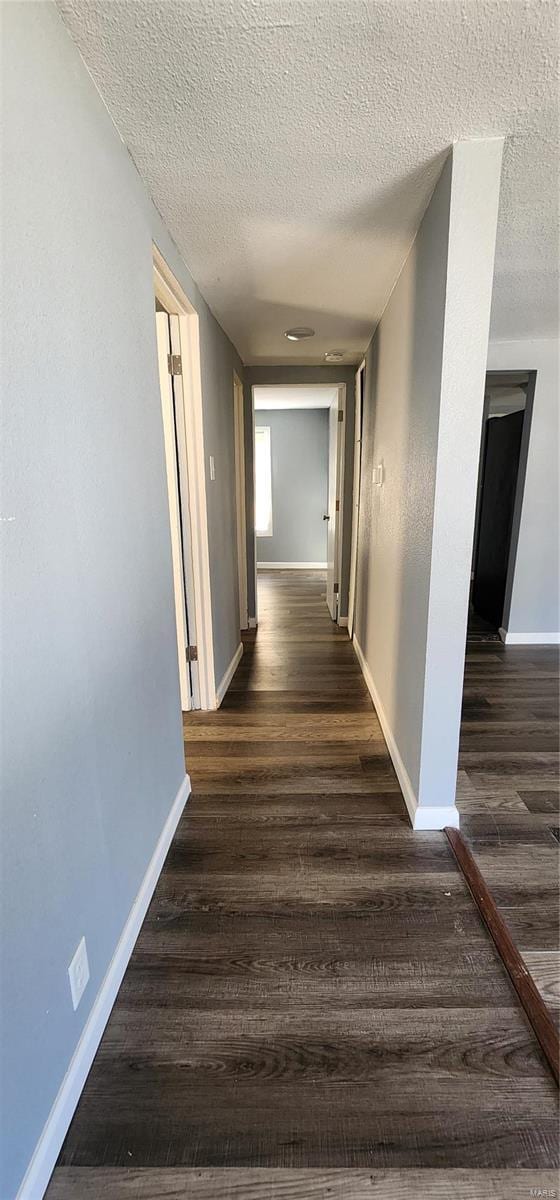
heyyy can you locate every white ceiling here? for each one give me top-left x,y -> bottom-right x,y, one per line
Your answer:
253,385 -> 337,409
58,0 -> 559,365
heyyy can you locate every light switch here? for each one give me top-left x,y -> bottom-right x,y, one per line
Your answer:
373,463 -> 384,486
68,936 -> 90,1010
209,455 -> 216,481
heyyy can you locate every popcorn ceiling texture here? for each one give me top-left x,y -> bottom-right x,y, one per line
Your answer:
58,0 -> 559,364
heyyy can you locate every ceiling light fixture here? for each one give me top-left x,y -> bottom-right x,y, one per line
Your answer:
324,350 -> 345,362
284,326 -> 315,341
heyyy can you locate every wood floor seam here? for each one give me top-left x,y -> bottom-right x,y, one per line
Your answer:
47,570 -> 559,1196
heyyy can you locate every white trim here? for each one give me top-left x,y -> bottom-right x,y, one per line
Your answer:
248,616 -> 258,628
325,386 -> 346,620
216,641 -> 243,707
250,389 -> 259,627
335,385 -> 346,621
233,372 -> 248,631
412,805 -> 460,831
353,636 -> 460,831
348,360 -> 365,638
500,628 -> 560,645
17,775 -> 191,1200
257,562 -> 327,569
338,616 -> 349,627
153,245 -> 216,711
155,312 -> 193,710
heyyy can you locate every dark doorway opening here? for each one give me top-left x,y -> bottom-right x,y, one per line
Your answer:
468,370 -> 536,641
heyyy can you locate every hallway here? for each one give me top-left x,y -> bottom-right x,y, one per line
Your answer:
48,572 -> 558,1197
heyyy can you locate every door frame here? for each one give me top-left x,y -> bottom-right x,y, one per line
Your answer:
153,244 -> 216,710
348,359 -> 365,637
333,384 -> 347,625
473,369 -> 536,639
155,311 -> 196,710
233,371 -> 248,631
250,382 -> 346,621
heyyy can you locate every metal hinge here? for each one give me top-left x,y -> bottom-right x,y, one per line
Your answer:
335,499 -> 340,512
338,409 -> 344,422
168,353 -> 182,376
186,645 -> 198,662
333,583 -> 339,594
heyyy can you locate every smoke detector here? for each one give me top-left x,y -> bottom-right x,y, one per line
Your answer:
324,350 -> 345,362
284,327 -> 315,341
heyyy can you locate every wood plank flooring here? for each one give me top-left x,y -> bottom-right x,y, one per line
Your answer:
48,571 -> 559,1199
458,638 -> 560,1021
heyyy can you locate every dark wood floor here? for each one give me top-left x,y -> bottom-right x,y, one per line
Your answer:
459,637 -> 559,1022
48,571 -> 558,1199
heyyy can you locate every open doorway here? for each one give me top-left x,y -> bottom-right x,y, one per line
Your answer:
469,370 -> 536,641
251,384 -> 346,623
153,246 -> 216,710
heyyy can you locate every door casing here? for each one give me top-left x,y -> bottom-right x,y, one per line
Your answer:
348,360 -> 365,637
153,245 -> 216,710
326,384 -> 346,622
233,371 -> 248,631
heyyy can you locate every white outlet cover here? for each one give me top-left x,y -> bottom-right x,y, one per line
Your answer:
68,936 -> 90,1011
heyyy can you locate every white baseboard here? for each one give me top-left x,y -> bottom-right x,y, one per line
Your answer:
215,641 -> 243,707
17,774 -> 191,1200
257,562 -> 327,569
352,636 -> 460,832
247,616 -> 258,628
500,628 -> 560,645
412,805 -> 460,831
338,616 -> 349,627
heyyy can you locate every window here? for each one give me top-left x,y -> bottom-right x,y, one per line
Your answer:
255,425 -> 273,536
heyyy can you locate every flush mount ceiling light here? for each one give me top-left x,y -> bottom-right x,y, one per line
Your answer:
284,326 -> 315,341
324,350 -> 345,362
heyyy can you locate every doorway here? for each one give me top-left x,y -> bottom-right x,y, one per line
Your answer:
233,371 -> 248,631
155,303 -> 199,709
152,245 -> 216,710
348,359 -> 365,638
251,383 -> 346,623
469,370 -> 536,640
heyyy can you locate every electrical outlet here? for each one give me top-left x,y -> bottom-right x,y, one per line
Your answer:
68,936 -> 90,1011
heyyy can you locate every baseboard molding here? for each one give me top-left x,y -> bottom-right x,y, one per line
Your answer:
338,616 -> 349,627
352,636 -> 459,831
247,617 -> 258,629
413,804 -> 460,830
257,562 -> 327,569
17,774 -> 191,1200
215,641 -> 243,707
500,628 -> 560,645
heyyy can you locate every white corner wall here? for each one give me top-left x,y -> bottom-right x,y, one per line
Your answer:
487,338 -> 559,642
354,140 -> 503,830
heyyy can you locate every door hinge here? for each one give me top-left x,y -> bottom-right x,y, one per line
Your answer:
338,409 -> 344,422
168,353 -> 182,376
335,499 -> 340,512
186,645 -> 198,663
333,583 -> 339,594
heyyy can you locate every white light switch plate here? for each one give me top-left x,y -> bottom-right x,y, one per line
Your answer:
68,936 -> 90,1010
209,455 -> 216,481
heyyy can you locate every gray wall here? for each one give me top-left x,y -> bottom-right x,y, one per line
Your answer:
255,409 -> 328,563
354,160 -> 452,805
487,339 -> 559,637
245,367 -> 356,618
1,5 -> 242,1196
354,141 -> 503,822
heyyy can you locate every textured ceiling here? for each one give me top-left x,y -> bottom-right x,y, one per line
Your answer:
58,0 -> 559,365
254,385 -> 337,408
